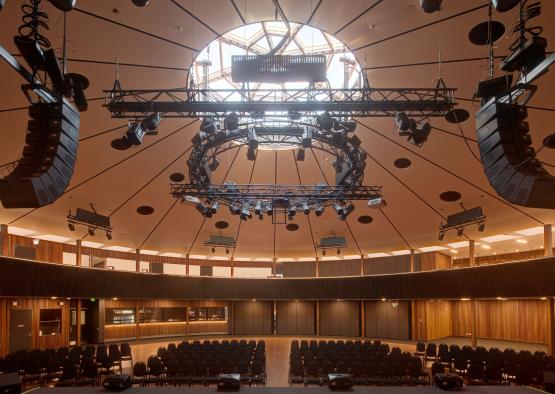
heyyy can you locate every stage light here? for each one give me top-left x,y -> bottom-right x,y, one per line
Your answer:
316,112 -> 336,132
288,204 -> 297,220
410,123 -> 431,147
88,227 -> 95,237
132,0 -> 150,6
211,247 -> 216,253
254,202 -> 262,215
106,232 -> 112,240
248,129 -> 258,149
142,113 -> 161,133
230,203 -> 241,215
224,112 -> 239,131
332,159 -> 343,173
302,201 -> 310,215
266,203 -> 273,216
350,135 -> 362,146
478,222 -> 485,232
33,239 -> 40,245
208,158 -> 220,171
225,248 -> 230,254
209,201 -> 219,215
344,203 -> 355,216
419,0 -> 442,13
336,249 -> 341,255
67,73 -> 89,112
322,250 -> 326,256
196,202 -> 211,217
394,112 -> 413,132
68,222 -> 75,231
438,231 -> 445,241
456,228 -> 464,237
200,117 -> 216,133
296,149 -> 305,161
247,147 -> 256,161
240,202 -> 251,221
126,122 -> 145,146
302,129 -> 312,147
334,202 -> 344,216
315,205 -> 324,217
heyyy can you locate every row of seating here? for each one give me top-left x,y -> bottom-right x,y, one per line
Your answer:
289,339 -> 430,386
0,343 -> 132,388
131,339 -> 267,387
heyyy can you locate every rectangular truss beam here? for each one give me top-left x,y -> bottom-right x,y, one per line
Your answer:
104,87 -> 456,119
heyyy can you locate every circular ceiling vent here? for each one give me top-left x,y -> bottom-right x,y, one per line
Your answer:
357,215 -> 373,224
445,108 -> 470,124
393,158 -> 412,169
286,223 -> 300,231
215,221 -> 229,229
137,205 -> 155,215
169,172 -> 185,182
439,191 -> 462,202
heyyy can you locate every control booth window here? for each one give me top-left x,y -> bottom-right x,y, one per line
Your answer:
105,308 -> 135,325
138,307 -> 187,323
39,309 -> 62,336
189,307 -> 227,321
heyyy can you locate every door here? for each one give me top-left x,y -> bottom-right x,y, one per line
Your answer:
9,309 -> 32,352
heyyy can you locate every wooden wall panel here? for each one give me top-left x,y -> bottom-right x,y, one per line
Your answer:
188,321 -> 229,335
363,255 -> 411,275
139,322 -> 187,338
319,301 -> 360,337
104,324 -> 137,341
365,301 -> 410,340
319,259 -> 361,277
281,261 -> 316,278
454,249 -> 549,268
8,235 -> 64,264
233,301 -> 272,335
435,253 -> 452,270
276,301 -> 315,335
414,300 -> 453,341
452,301 -> 472,338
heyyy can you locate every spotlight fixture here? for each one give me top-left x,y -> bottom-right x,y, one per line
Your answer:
410,123 -> 431,147
224,112 -> 239,131
478,222 -> 485,232
229,204 -> 241,215
343,203 -> 355,216
316,112 -> 337,132
200,117 -> 217,133
208,158 -> 220,171
142,113 -> 161,134
247,147 -> 256,161
88,227 -> 95,237
196,202 -> 211,218
296,149 -> 305,161
394,112 -> 414,132
419,0 -> 442,13
32,239 -> 40,246
302,129 -> 312,147
265,203 -> 273,216
248,129 -> 259,149
106,232 -> 112,240
336,249 -> 341,255
438,231 -> 445,241
322,250 -> 326,256
302,201 -> 310,215
125,121 -> 145,146
332,158 -> 343,173
211,247 -> 216,253
68,222 -> 75,231
254,202 -> 262,215
315,205 -> 324,217
456,228 -> 464,237
209,201 -> 219,215
240,202 -> 251,221
334,202 -> 344,216
225,248 -> 230,254
288,204 -> 297,220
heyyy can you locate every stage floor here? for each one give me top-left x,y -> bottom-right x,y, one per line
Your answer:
26,386 -> 545,394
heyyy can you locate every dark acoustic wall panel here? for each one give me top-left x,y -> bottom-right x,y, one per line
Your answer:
363,255 -> 418,274
150,263 -> 164,274
319,259 -> 361,277
276,301 -> 315,335
2,257 -> 555,300
319,301 -> 360,337
200,266 -> 213,276
281,261 -> 316,278
14,246 -> 36,260
365,301 -> 410,340
233,301 -> 272,335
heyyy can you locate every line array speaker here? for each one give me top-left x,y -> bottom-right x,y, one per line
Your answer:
0,100 -> 79,208
476,99 -> 555,209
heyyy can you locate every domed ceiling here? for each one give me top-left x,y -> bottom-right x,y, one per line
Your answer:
0,0 -> 554,260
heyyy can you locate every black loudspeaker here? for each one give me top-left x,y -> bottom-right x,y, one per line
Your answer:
476,100 -> 555,209
0,100 -> 79,208
0,372 -> 22,394
434,373 -> 463,390
217,373 -> 240,391
102,374 -> 131,391
328,373 -> 353,390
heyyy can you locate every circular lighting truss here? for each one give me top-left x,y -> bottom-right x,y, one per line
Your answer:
172,113 -> 382,221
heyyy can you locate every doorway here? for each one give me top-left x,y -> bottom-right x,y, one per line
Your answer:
9,309 -> 32,352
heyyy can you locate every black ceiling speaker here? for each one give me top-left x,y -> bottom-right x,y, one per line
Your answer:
476,100 -> 555,209
491,0 -> 521,12
48,0 -> 77,11
131,0 -> 150,6
419,0 -> 443,13
0,100 -> 80,208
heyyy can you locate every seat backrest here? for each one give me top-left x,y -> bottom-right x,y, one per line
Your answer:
133,361 -> 147,377
431,361 -> 444,375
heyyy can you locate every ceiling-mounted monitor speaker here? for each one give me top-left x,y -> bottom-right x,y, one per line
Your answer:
419,0 -> 443,13
491,0 -> 521,12
131,0 -> 150,6
48,0 -> 76,11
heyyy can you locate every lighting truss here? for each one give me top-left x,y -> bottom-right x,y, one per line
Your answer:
104,86 -> 456,119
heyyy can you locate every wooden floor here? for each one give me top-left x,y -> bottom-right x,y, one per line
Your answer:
118,336 -> 547,387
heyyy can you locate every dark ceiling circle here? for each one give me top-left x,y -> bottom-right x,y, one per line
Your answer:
286,223 -> 300,232
110,138 -> 131,151
439,191 -> 462,202
543,133 -> 555,149
469,21 -> 505,46
169,172 -> 185,182
215,221 -> 229,229
137,205 -> 155,215
445,108 -> 470,124
357,215 -> 373,224
393,158 -> 412,169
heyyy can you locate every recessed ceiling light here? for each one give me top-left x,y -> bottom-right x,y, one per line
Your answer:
516,239 -> 528,244
481,244 -> 491,250
450,249 -> 458,254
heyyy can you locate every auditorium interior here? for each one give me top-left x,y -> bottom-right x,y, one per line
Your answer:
1,0 -> 555,392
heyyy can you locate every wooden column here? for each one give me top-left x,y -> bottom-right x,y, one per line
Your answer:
315,257 -> 320,277
360,255 -> 364,276
410,249 -> 415,272
316,301 -> 320,336
186,302 -> 190,338
410,300 -> 417,341
135,300 -> 140,340
545,298 -> 555,355
135,249 -> 141,273
272,301 -> 277,335
272,258 -> 276,276
230,301 -> 235,336
471,300 -> 478,348
0,224 -> 8,256
186,254 -> 190,276
360,301 -> 366,337
75,240 -> 82,267
76,299 -> 82,346
545,224 -> 553,257
469,240 -> 476,267
230,258 -> 234,278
